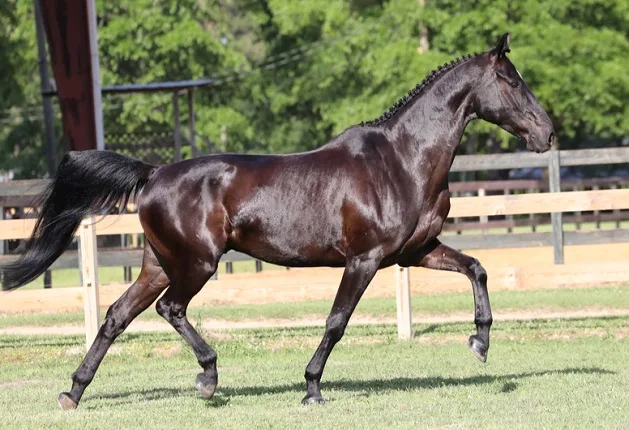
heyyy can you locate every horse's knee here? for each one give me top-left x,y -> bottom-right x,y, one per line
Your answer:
100,310 -> 128,340
325,313 -> 347,343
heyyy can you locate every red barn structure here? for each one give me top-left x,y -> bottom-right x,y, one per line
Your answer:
38,0 -> 104,153
36,0 -> 211,167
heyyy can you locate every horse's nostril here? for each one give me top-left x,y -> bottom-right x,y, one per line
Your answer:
548,132 -> 555,145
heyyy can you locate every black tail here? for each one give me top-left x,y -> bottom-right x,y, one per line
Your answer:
1,150 -> 156,290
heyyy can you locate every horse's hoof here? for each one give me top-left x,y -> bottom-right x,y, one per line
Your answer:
58,392 -> 78,410
195,373 -> 218,399
301,394 -> 326,405
468,335 -> 488,363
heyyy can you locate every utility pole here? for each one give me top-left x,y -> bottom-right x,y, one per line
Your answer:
34,0 -> 57,289
417,0 -> 429,55
34,0 -> 57,177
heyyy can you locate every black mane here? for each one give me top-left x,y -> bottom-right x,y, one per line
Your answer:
362,52 -> 480,127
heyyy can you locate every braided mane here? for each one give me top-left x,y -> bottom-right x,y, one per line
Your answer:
362,52 -> 480,127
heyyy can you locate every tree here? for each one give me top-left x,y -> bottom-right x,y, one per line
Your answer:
422,0 -> 629,151
2,0 -> 628,179
0,1 -> 59,179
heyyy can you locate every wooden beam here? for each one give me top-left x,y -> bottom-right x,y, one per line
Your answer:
0,214 -> 143,240
440,229 -> 629,250
447,189 -> 629,218
450,147 -> 629,172
2,189 -> 629,241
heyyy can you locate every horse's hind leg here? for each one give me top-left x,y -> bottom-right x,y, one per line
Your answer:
155,259 -> 220,400
58,245 -> 169,410
416,240 -> 492,362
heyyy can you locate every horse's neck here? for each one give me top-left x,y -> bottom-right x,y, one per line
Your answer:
389,72 -> 477,177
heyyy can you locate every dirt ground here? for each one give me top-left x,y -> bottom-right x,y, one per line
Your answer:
1,242 -> 628,315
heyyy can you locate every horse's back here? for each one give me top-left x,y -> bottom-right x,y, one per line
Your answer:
138,127 -> 417,267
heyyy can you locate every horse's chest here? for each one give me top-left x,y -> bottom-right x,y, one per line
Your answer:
401,190 -> 450,252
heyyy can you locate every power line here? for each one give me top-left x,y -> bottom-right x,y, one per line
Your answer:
1,13 -> 399,118
209,13 -> 397,86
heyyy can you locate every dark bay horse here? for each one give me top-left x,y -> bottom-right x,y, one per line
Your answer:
2,33 -> 554,409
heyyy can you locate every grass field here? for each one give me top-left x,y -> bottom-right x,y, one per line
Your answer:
1,283 -> 627,329
0,316 -> 627,429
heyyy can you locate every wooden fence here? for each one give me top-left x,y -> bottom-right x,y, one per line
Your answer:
2,188 -> 629,346
2,147 -> 629,263
2,146 -> 629,345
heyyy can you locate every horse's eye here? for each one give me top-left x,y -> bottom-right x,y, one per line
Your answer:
496,71 -> 520,89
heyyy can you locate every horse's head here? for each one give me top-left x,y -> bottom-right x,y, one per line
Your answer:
474,33 -> 555,153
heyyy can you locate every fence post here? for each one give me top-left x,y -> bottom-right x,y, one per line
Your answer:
478,188 -> 488,234
573,185 -> 582,230
592,184 -> 601,229
548,147 -> 564,264
122,233 -> 132,283
43,270 -> 52,289
395,265 -> 412,340
187,89 -> 198,158
504,188 -> 513,233
611,183 -> 621,228
80,217 -> 101,349
173,91 -> 181,162
0,207 -> 4,290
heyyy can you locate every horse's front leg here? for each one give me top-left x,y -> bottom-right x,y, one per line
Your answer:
413,240 -> 492,362
302,256 -> 381,405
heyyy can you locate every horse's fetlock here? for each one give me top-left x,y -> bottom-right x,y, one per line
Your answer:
198,351 -> 217,370
474,316 -> 493,327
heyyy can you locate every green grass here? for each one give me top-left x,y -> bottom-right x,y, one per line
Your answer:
19,260 -> 284,290
0,317 -> 627,429
1,284 -> 627,329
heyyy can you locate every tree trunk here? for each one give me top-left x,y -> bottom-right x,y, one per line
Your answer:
418,0 -> 429,54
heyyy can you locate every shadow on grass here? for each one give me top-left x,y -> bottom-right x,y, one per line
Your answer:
83,366 -> 615,408
414,324 -> 440,337
218,367 -> 615,397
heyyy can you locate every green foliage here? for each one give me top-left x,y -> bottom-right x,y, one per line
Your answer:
424,0 -> 629,147
0,1 -> 59,178
1,0 -> 629,177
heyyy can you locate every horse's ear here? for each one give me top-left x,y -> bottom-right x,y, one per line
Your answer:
492,33 -> 511,58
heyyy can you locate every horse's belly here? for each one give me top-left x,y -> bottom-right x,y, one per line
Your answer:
228,217 -> 346,268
